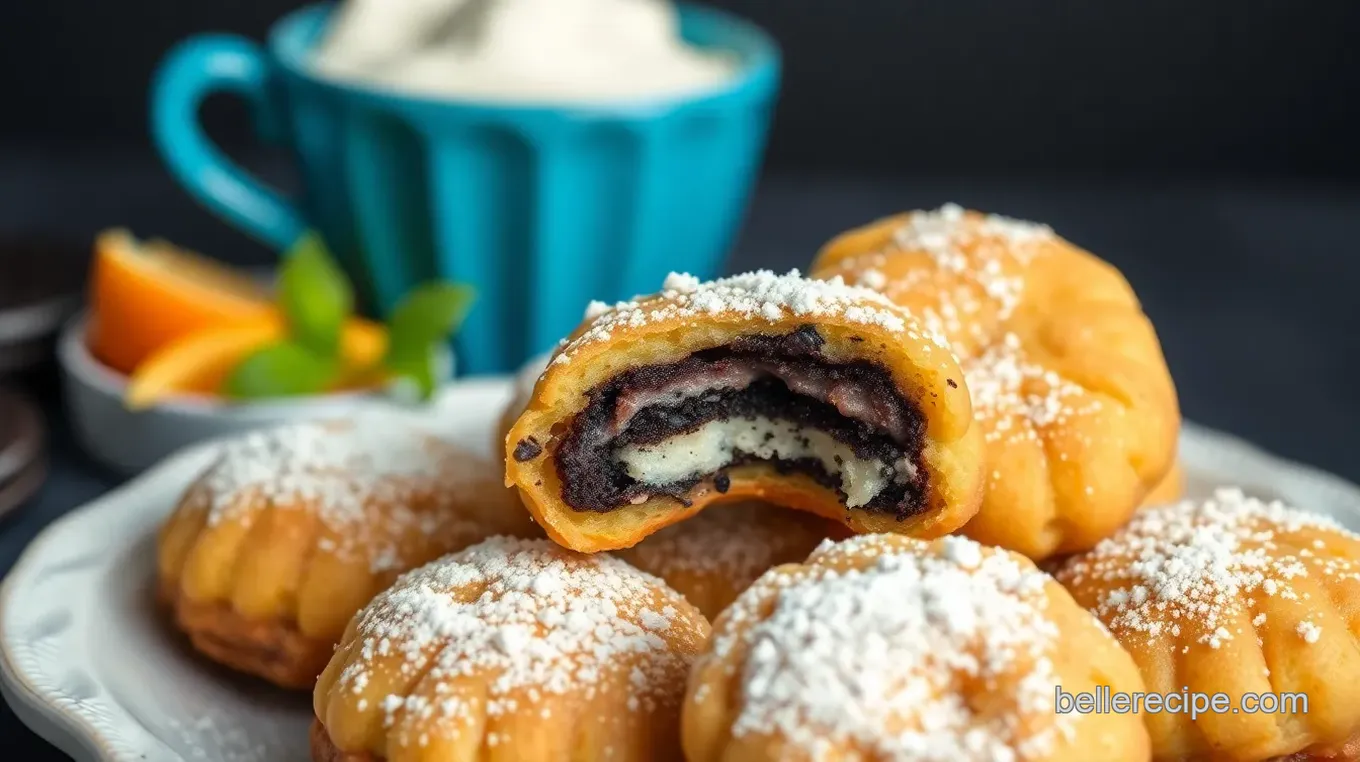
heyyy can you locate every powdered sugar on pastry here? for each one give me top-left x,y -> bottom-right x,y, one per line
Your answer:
839,204 -> 1051,337
892,203 -> 1049,264
962,334 -> 1104,446
1057,488 -> 1360,649
337,537 -> 704,738
710,534 -> 1073,761
553,269 -> 950,368
891,203 -> 1049,327
194,418 -> 485,572
835,206 -> 1102,447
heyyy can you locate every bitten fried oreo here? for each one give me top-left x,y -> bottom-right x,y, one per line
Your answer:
157,417 -> 539,689
312,537 -> 709,761
505,270 -> 985,553
815,205 -> 1180,559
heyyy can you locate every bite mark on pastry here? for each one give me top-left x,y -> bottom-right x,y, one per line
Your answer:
504,270 -> 985,553
552,326 -> 928,519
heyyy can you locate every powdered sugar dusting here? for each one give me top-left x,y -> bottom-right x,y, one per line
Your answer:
194,418 -> 484,573
336,538 -> 704,744
840,204 -> 1051,342
827,206 -> 1102,446
962,334 -> 1103,445
708,534 -> 1073,761
903,202 -> 1049,241
859,268 -> 887,290
165,715 -> 269,762
1057,488 -> 1360,649
553,270 -> 946,368
662,272 -> 702,293
584,300 -> 611,320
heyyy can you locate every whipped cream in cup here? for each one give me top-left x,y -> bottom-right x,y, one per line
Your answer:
312,0 -> 736,103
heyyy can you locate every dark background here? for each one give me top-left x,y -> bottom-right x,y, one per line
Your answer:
2,1 -> 1360,757
4,0 -> 1360,175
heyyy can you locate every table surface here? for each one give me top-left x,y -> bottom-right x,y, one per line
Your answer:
2,161 -> 1358,758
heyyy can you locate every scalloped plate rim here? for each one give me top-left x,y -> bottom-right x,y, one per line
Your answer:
1,377 -> 515,762
0,438 -> 220,762
2,384 -> 1360,761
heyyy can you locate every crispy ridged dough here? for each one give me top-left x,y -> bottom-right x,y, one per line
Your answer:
157,420 -> 540,689
312,538 -> 709,762
683,534 -> 1151,762
814,208 -> 1180,559
1057,491 -> 1360,761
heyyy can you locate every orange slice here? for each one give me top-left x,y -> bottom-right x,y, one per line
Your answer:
87,230 -> 276,375
125,318 -> 388,410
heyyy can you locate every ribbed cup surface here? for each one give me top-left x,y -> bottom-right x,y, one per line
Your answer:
273,5 -> 780,374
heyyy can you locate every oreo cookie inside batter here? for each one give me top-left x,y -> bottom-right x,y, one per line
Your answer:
528,326 -> 929,520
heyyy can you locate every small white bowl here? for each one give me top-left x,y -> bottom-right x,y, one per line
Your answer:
58,311 -> 385,475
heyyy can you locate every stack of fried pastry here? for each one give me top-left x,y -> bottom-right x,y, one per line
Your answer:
154,206 -> 1360,762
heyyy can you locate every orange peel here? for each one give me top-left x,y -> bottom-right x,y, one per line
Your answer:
87,230 -> 275,374
125,318 -> 387,409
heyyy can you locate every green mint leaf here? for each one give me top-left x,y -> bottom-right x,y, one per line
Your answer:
223,341 -> 339,400
385,343 -> 455,403
279,232 -> 353,357
383,282 -> 476,366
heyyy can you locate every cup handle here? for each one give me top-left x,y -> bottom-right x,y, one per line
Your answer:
151,34 -> 306,252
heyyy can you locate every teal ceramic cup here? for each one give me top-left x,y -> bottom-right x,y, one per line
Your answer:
151,3 -> 780,374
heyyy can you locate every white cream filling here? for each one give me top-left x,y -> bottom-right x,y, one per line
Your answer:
615,416 -> 894,508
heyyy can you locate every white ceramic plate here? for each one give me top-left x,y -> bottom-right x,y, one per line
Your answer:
4,377 -> 1360,762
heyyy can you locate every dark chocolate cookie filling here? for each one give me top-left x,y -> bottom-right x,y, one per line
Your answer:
542,326 -> 929,520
